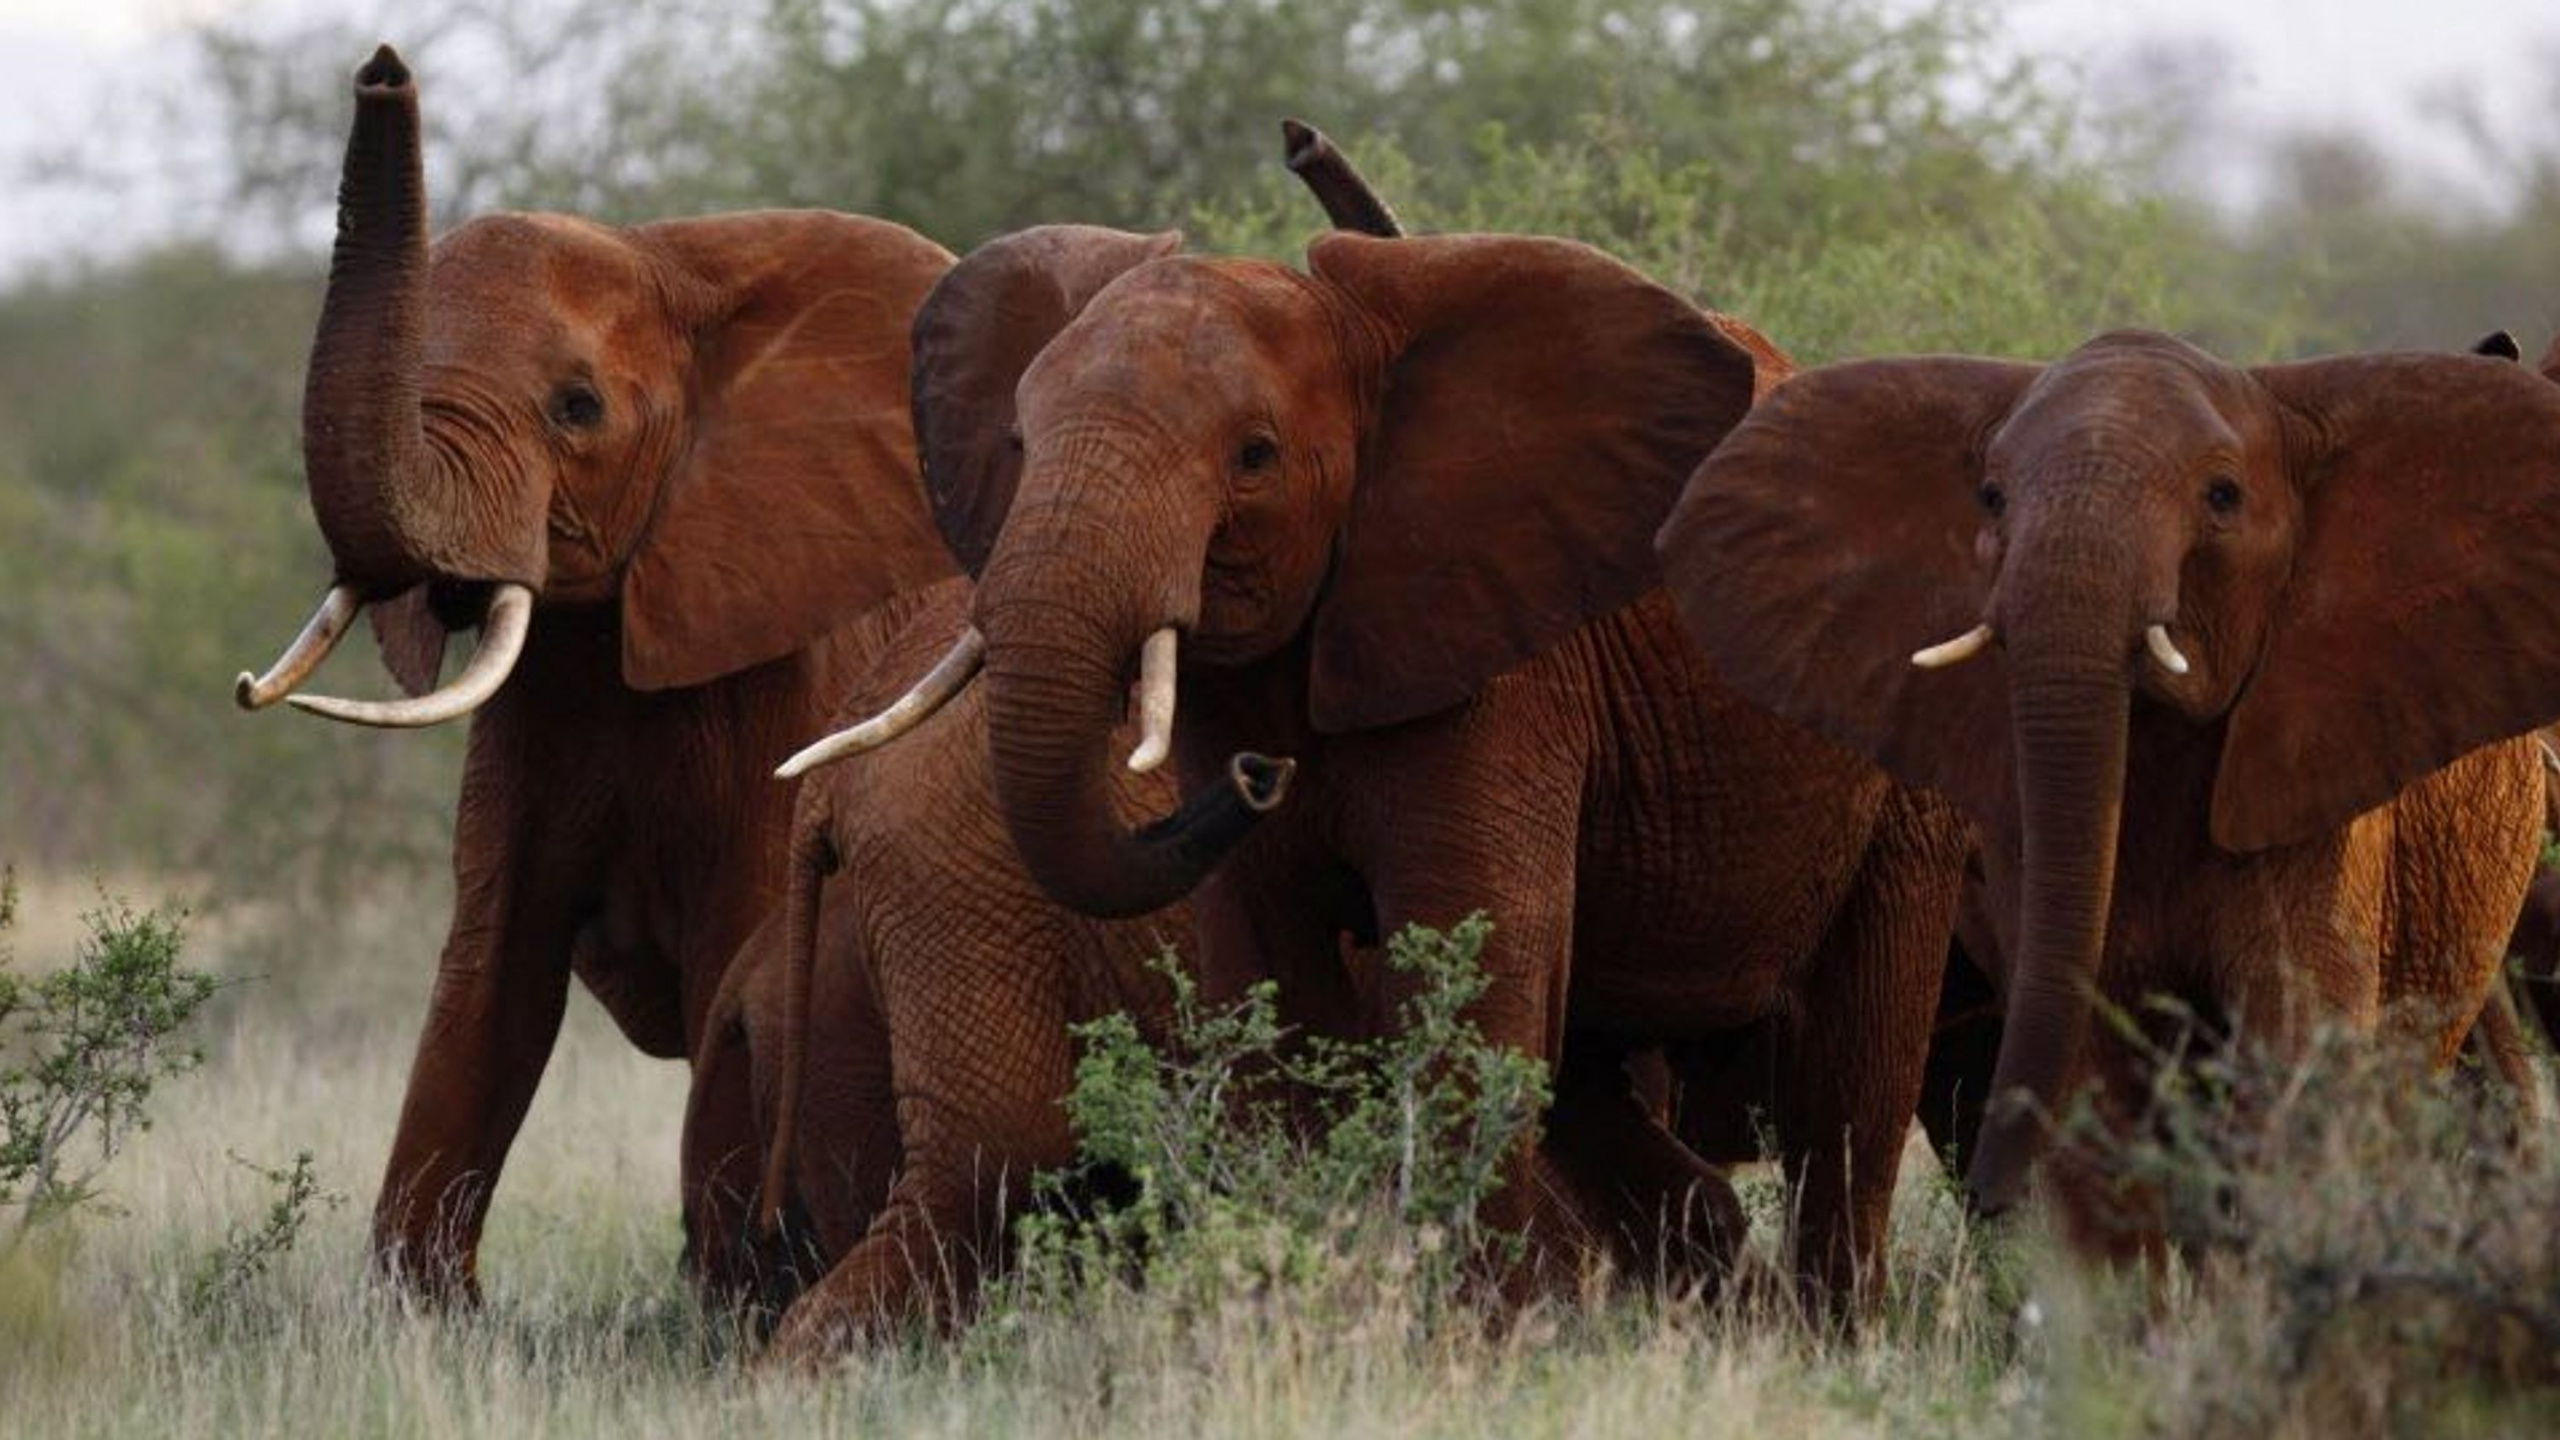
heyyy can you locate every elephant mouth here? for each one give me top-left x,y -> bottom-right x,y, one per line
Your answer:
419,577 -> 503,633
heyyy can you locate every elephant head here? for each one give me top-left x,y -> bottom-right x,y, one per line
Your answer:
1656,328 -> 2560,1215
791,225 -> 1757,917
237,46 -> 954,723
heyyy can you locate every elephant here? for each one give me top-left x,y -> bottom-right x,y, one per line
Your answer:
700,579 -> 1765,1364
793,222 -> 1972,1309
680,578 -> 1205,1359
229,47 -> 957,1302
1656,327 -> 2560,1247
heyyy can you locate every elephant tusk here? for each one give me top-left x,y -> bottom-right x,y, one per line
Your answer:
1910,623 -> 1994,670
1126,627 -> 1178,774
235,585 -> 364,710
2145,623 -> 2191,677
774,626 -> 986,779
283,583 -> 533,728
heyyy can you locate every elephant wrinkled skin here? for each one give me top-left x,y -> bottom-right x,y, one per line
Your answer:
235,48 -> 955,1302
836,225 -> 1970,1308
690,581 -> 1198,1359
1662,329 -> 2560,1244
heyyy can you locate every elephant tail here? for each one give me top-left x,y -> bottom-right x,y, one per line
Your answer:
759,815 -> 832,1236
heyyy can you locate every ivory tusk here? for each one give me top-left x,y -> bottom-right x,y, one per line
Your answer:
773,627 -> 987,779
283,583 -> 533,728
2145,623 -> 2191,677
235,585 -> 364,710
1910,623 -> 1994,670
1125,627 -> 1178,774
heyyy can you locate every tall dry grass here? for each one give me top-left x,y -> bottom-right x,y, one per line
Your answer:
3,878 -> 2555,1437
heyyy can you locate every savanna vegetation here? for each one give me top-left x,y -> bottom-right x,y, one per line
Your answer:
4,0 -> 2560,1434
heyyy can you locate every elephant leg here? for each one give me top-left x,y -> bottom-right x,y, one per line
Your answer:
1775,788 -> 1964,1319
1353,758 -> 1584,1290
765,917 -> 1081,1368
763,897 -> 904,1306
2455,980 -> 2541,1150
680,996 -> 771,1315
371,892 -> 580,1303
1538,1037 -> 1744,1296
1914,943 -> 2002,1180
371,726 -> 592,1305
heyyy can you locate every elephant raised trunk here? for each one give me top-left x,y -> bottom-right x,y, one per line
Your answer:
302,45 -> 439,591
241,44 -> 546,724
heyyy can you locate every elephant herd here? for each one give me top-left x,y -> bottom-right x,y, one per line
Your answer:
234,48 -> 2560,1368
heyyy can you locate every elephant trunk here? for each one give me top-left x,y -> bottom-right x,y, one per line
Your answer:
301,45 -> 441,591
1964,547 -> 2138,1216
759,818 -> 831,1235
977,476 -> 1289,919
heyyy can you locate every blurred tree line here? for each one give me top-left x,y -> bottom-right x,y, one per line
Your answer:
1,0 -> 2556,956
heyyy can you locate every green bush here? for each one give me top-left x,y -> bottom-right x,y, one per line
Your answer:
184,1149 -> 343,1321
1015,916 -> 1549,1330
0,877 -> 220,1248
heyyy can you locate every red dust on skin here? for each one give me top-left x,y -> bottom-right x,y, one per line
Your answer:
1662,327 -> 2560,1235
261,46 -> 957,1306
903,222 -> 1975,1314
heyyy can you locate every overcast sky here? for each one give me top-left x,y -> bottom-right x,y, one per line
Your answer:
1,0 -> 2554,274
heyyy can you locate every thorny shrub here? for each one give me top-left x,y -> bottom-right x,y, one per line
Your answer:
1012,916 -> 1550,1338
0,873 -> 220,1249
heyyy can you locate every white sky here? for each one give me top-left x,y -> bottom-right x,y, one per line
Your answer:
0,0 -> 2554,274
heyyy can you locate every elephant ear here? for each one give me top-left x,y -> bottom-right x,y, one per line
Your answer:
618,211 -> 961,691
1656,357 -> 2041,829
1303,231 -> 1760,733
911,225 -> 1184,575
370,584 -> 448,696
2212,353 -> 2560,850
2542,331 -> 2560,382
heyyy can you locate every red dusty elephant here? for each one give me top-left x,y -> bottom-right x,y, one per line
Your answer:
685,579 -> 1220,1359
1660,329 -> 2560,1247
231,48 -> 956,1302
795,224 -> 1970,1308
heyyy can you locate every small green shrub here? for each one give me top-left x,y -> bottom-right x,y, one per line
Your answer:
1015,915 -> 1550,1331
185,1149 -> 342,1319
0,878 -> 220,1248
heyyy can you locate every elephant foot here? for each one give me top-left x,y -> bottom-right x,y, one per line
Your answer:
370,1232 -> 485,1309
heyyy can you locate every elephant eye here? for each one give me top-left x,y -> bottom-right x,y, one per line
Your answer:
1003,424 -> 1024,454
1237,435 -> 1280,472
1977,482 -> 2005,517
2206,476 -> 2243,515
548,382 -> 606,431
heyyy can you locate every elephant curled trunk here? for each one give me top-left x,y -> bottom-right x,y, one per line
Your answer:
984,625 -> 1296,920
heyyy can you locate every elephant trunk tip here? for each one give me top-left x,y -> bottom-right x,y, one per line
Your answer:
1230,752 -> 1295,813
357,45 -> 412,91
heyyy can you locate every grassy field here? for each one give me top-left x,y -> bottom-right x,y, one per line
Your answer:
2,871 -> 2555,1439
